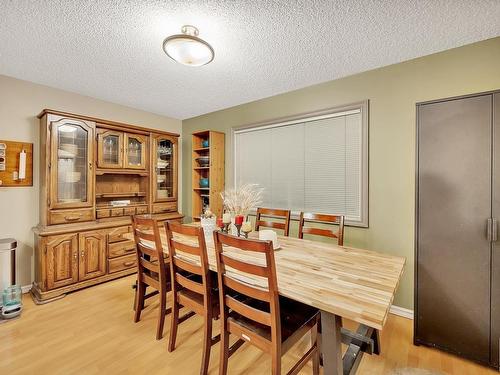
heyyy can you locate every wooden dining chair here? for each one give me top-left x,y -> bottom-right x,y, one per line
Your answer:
132,215 -> 172,340
255,207 -> 291,236
165,221 -> 220,375
214,231 -> 320,375
298,212 -> 345,246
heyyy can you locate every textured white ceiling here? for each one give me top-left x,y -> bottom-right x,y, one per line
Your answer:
1,1 -> 499,120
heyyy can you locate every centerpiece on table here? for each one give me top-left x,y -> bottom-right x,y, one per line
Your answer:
200,208 -> 217,243
220,183 -> 263,236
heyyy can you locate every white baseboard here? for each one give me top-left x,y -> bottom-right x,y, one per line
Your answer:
21,285 -> 32,294
390,305 -> 414,319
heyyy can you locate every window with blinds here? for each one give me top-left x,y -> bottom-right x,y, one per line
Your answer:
233,102 -> 368,226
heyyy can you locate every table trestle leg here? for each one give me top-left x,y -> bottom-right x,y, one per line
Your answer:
321,310 -> 382,375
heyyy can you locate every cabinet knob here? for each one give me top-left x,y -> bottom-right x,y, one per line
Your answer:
81,251 -> 85,258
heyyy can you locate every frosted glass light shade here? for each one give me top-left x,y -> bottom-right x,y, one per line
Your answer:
162,28 -> 214,67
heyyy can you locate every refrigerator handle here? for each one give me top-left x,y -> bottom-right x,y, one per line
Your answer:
487,218 -> 493,242
493,218 -> 498,242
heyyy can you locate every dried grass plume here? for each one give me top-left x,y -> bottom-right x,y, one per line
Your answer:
221,183 -> 264,215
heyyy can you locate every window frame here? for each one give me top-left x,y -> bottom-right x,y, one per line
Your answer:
231,100 -> 369,227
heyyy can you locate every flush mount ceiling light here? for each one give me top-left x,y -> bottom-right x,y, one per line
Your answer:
162,25 -> 214,67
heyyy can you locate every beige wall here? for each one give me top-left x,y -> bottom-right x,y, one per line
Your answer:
182,37 -> 500,310
0,74 -> 182,287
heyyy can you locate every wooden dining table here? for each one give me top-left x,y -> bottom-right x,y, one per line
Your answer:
126,227 -> 405,375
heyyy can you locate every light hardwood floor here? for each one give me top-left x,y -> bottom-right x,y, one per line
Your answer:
0,276 -> 496,375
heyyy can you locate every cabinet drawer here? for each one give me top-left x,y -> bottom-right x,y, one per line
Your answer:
110,208 -> 124,217
108,226 -> 131,243
108,240 -> 136,258
108,254 -> 137,273
96,209 -> 110,219
152,202 -> 177,214
124,207 -> 136,216
136,206 -> 148,215
49,208 -> 94,225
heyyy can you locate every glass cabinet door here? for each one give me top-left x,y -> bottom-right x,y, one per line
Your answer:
124,133 -> 147,169
97,130 -> 123,168
153,136 -> 176,201
50,118 -> 94,208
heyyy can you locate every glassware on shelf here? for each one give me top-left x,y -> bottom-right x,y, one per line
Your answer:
157,190 -> 169,199
60,143 -> 78,156
103,136 -> 120,164
157,145 -> 172,155
56,123 -> 88,204
128,138 -> 142,166
157,160 -> 169,168
155,139 -> 173,200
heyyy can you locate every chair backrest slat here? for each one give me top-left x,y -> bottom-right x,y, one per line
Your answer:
140,258 -> 159,273
225,295 -> 272,326
255,207 -> 291,236
223,274 -> 271,302
135,228 -> 156,242
301,227 -> 337,238
221,253 -> 269,277
170,239 -> 202,256
298,212 -> 345,246
256,220 -> 287,231
136,242 -> 158,259
142,274 -> 160,290
173,256 -> 203,276
216,232 -> 270,252
215,232 -> 280,336
176,272 -> 206,295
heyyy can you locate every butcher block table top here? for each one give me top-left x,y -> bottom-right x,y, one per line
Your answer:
126,229 -> 405,331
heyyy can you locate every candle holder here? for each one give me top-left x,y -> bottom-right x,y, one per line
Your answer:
222,222 -> 230,233
241,228 -> 251,239
217,218 -> 225,233
235,223 -> 242,237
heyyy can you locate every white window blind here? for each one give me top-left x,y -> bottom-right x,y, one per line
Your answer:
234,104 -> 368,226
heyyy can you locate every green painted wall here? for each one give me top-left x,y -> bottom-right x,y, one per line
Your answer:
181,37 -> 500,310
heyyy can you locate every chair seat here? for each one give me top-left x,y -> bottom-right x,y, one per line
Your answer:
227,296 -> 319,352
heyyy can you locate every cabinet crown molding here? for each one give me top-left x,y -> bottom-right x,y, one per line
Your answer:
37,109 -> 180,138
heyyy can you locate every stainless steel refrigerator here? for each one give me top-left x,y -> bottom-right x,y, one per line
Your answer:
415,90 -> 500,368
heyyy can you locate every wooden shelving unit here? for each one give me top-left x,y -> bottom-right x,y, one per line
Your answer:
192,130 -> 225,220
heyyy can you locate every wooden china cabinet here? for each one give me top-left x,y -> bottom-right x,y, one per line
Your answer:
32,109 -> 182,304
